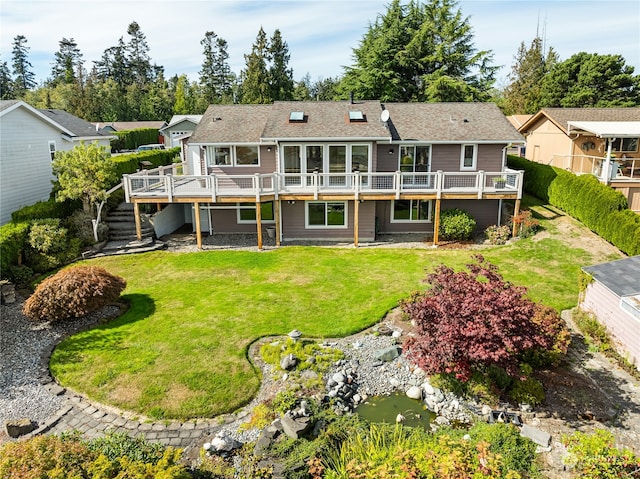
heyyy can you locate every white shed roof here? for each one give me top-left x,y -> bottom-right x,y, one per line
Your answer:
568,121 -> 640,138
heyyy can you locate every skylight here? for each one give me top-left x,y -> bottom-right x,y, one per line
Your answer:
348,110 -> 365,122
289,111 -> 305,122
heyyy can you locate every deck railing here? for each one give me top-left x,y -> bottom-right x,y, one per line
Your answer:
123,165 -> 523,202
550,154 -> 640,181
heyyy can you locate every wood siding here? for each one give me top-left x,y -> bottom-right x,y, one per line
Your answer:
581,281 -> 640,370
0,107 -> 58,224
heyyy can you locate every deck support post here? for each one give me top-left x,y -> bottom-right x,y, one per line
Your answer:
194,202 -> 202,250
275,199 -> 281,247
354,199 -> 360,247
256,201 -> 263,250
433,198 -> 441,246
512,198 -> 521,238
134,202 -> 142,241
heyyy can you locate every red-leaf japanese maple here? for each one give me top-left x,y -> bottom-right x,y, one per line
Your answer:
402,255 -> 559,381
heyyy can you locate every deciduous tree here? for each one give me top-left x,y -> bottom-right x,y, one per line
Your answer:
402,256 -> 559,381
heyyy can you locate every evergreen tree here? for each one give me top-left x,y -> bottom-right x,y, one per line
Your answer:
502,36 -> 558,115
340,0 -> 496,102
539,52 -> 640,107
96,37 -> 129,88
0,59 -> 13,99
125,21 -> 152,85
268,29 -> 294,101
11,35 -> 36,96
240,27 -> 272,104
199,31 -> 234,105
51,37 -> 84,86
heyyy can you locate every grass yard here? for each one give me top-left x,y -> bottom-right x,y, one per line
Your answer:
50,202 -> 620,419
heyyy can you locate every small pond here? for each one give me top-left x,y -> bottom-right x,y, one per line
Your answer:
355,392 -> 436,429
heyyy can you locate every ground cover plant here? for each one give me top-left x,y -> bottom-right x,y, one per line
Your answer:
49,196 -> 607,419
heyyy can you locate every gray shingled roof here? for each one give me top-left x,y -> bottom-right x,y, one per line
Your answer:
189,104 -> 272,144
39,109 -> 111,138
98,121 -> 167,131
583,255 -> 640,297
189,101 -> 522,144
522,107 -> 640,134
384,102 -> 523,142
0,99 -> 20,112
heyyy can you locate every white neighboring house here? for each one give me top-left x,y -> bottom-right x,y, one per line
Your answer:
0,100 -> 114,225
160,114 -> 202,148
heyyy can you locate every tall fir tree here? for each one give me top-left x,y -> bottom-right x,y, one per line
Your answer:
51,37 -> 84,86
0,59 -> 13,99
11,35 -> 36,96
268,29 -> 294,101
340,0 -> 496,102
96,37 -> 129,89
503,36 -> 557,114
240,27 -> 272,104
199,31 -> 234,105
125,21 -> 152,85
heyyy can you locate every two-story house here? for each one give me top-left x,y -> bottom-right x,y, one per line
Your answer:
123,100 -> 524,249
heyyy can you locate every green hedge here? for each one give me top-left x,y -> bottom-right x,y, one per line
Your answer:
11,198 -> 81,223
111,128 -> 161,151
0,221 -> 30,276
112,147 -> 180,182
507,155 -> 639,256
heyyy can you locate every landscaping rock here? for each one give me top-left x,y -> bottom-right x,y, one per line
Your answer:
5,418 -> 36,438
281,413 -> 311,439
406,386 -> 422,400
210,431 -> 243,452
280,353 -> 298,371
0,281 -> 16,305
520,424 -> 551,447
254,424 -> 280,456
375,345 -> 402,362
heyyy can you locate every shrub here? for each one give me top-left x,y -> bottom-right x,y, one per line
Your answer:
23,265 -> 126,322
402,255 -> 558,381
111,147 -> 180,181
509,376 -> 545,406
522,304 -> 571,367
485,224 -> 511,245
0,221 -> 29,277
67,210 -> 108,245
24,219 -> 81,273
5,264 -> 34,288
439,208 -> 476,241
87,431 -> 165,464
10,197 -> 80,223
563,429 -> 640,478
112,128 -> 160,151
511,209 -> 540,238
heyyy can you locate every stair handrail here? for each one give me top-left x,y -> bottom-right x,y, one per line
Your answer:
93,182 -> 124,243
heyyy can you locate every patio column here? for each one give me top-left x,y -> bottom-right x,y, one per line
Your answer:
194,202 -> 202,250
275,199 -> 281,247
353,199 -> 360,247
602,139 -> 614,184
256,201 -> 263,250
433,198 -> 441,246
512,199 -> 521,237
134,202 -> 142,241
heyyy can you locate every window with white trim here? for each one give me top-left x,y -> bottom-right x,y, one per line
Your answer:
237,202 -> 274,223
48,140 -> 56,162
460,144 -> 477,170
206,145 -> 259,166
306,201 -> 347,228
399,145 -> 431,172
391,200 -> 431,222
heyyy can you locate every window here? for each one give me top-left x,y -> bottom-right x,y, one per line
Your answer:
391,200 -> 431,222
306,201 -> 347,228
236,146 -> 259,165
399,145 -> 430,172
238,202 -> 274,223
206,145 -> 260,166
460,144 -> 477,170
348,110 -> 365,122
48,140 -> 56,162
610,138 -> 639,152
289,111 -> 305,122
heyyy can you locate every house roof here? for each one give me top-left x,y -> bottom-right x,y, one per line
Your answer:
162,115 -> 203,131
96,121 -> 167,131
519,108 -> 640,135
567,121 -> 640,138
0,99 -> 21,113
384,102 -> 523,143
506,114 -> 533,129
0,100 -> 74,135
583,255 -> 640,297
190,101 -> 523,144
39,108 -> 114,139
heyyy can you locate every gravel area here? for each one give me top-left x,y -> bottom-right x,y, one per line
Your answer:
0,294 -> 121,433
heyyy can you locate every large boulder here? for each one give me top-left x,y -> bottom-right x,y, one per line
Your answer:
281,413 -> 312,439
374,345 -> 402,362
5,418 -> 36,438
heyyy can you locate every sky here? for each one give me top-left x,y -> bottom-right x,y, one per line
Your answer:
1,0 -> 639,90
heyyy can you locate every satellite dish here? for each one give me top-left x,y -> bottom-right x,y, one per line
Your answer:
380,110 -> 390,122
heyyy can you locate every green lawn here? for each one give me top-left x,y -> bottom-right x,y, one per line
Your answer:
50,204 -> 620,419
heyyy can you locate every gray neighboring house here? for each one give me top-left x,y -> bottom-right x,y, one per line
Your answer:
0,100 -> 114,225
160,115 -> 202,148
581,256 -> 640,370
